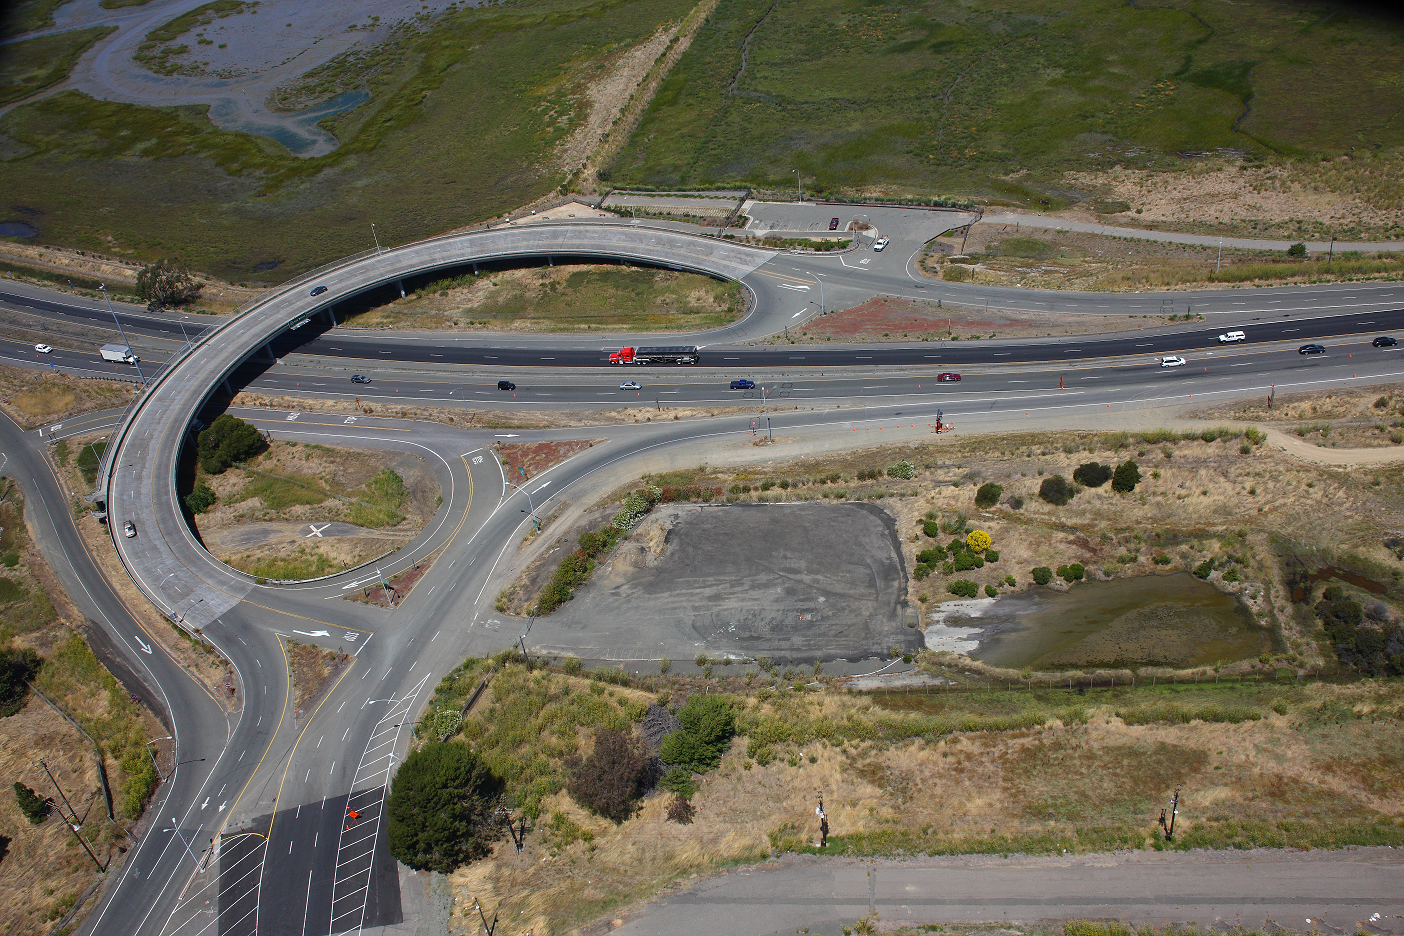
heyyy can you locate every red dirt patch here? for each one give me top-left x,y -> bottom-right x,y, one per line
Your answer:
495,439 -> 601,481
798,296 -> 1137,343
347,557 -> 432,608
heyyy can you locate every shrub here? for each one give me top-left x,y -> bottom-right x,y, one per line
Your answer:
947,579 -> 980,598
952,551 -> 983,572
612,485 -> 663,531
1153,554 -> 1172,566
660,695 -> 736,773
984,583 -> 998,598
912,564 -> 931,580
886,461 -> 916,480
916,547 -> 947,565
1072,462 -> 1112,487
984,549 -> 999,563
974,482 -> 1003,508
1111,460 -> 1141,493
184,482 -> 216,515
1287,242 -> 1307,257
1038,475 -> 1075,506
1193,560 -> 1214,579
1031,566 -> 1053,585
667,795 -> 695,823
567,729 -> 651,823
197,415 -> 265,474
386,743 -> 504,873
966,530 -> 991,552
660,767 -> 698,798
1057,563 -> 1085,582
922,520 -> 940,538
13,782 -> 50,824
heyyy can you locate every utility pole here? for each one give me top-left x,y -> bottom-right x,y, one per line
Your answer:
1216,237 -> 1223,276
37,760 -> 105,871
474,899 -> 498,936
1157,786 -> 1181,841
1328,235 -> 1335,262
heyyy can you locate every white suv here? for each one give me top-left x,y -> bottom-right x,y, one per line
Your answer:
1217,330 -> 1246,343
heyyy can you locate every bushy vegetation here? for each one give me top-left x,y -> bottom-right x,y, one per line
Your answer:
1111,460 -> 1142,493
1031,566 -> 1053,586
974,482 -> 1003,508
76,440 -> 106,486
135,258 -> 201,309
349,468 -> 406,527
537,484 -> 664,614
12,782 -> 50,824
1316,583 -> 1404,675
660,695 -> 736,774
0,646 -> 41,717
386,742 -> 504,873
1057,563 -> 1086,582
885,460 -> 916,480
1072,462 -> 1112,488
947,579 -> 980,598
184,481 -> 216,515
196,414 -> 264,474
966,530 -> 991,552
567,729 -> 653,823
1038,475 -> 1075,506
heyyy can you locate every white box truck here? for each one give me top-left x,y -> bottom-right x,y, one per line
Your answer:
100,344 -> 138,364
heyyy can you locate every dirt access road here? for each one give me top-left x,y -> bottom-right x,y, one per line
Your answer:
614,847 -> 1404,936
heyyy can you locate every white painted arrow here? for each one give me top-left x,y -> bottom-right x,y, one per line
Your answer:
494,433 -> 520,438
201,798 -> 209,810
135,635 -> 152,654
293,629 -> 331,637
218,801 -> 227,812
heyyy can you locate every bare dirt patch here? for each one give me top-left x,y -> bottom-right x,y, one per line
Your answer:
493,440 -> 600,481
191,439 -> 439,581
0,363 -> 135,428
346,555 -> 434,608
799,295 -> 1139,343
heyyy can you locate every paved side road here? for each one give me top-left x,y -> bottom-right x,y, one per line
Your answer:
983,211 -> 1404,254
613,849 -> 1404,936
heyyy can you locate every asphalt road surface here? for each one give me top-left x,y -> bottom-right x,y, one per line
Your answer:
0,215 -> 1394,936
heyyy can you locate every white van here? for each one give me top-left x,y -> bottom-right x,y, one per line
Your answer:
1217,330 -> 1246,343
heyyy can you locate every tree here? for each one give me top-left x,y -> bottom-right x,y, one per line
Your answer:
135,259 -> 201,309
966,530 -> 991,552
660,695 -> 735,773
385,743 -> 503,873
13,782 -> 50,824
197,415 -> 266,474
0,647 -> 41,717
1031,566 -> 1053,585
185,482 -> 216,515
567,729 -> 652,822
1111,460 -> 1141,493
1072,462 -> 1111,487
1038,475 -> 1075,506
974,482 -> 1003,508
1286,242 -> 1307,258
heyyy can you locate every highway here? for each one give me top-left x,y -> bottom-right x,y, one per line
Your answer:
0,215 -> 1397,935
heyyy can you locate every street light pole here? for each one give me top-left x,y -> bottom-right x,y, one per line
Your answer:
792,169 -> 802,203
508,480 -> 541,531
146,735 -> 172,782
371,223 -> 382,256
98,284 -> 146,388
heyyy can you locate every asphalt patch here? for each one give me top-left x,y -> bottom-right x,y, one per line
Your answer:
534,502 -> 921,662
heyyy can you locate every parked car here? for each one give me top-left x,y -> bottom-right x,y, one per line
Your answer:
350,374 -> 370,384
873,237 -> 890,251
829,217 -> 840,231
936,372 -> 961,382
1217,330 -> 1246,343
1373,336 -> 1398,348
1160,356 -> 1186,367
497,380 -> 516,390
310,285 -> 328,296
1298,344 -> 1326,355
619,381 -> 642,390
123,521 -> 137,538
34,343 -> 51,354
729,379 -> 755,390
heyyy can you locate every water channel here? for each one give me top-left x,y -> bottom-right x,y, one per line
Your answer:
924,574 -> 1267,669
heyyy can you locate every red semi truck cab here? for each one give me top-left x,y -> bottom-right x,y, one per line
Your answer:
609,347 -> 637,364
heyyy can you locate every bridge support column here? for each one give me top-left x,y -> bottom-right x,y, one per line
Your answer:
472,263 -> 478,275
223,378 -> 234,397
263,343 -> 276,362
396,280 -> 406,298
547,256 -> 553,267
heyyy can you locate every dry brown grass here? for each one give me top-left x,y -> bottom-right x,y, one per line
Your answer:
0,363 -> 134,428
285,639 -> 350,724
1195,383 -> 1404,449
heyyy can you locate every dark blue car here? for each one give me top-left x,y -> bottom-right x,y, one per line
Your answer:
729,379 -> 755,390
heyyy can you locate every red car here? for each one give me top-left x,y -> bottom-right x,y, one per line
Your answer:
936,372 -> 961,382
829,218 -> 840,230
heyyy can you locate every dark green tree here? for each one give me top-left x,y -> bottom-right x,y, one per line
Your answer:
385,743 -> 503,873
1031,566 -> 1053,585
1038,475 -> 1075,506
660,695 -> 735,773
0,647 -> 41,717
1111,460 -> 1142,493
197,415 -> 266,474
185,482 -> 216,514
135,259 -> 201,309
1072,463 -> 1111,487
13,782 -> 50,824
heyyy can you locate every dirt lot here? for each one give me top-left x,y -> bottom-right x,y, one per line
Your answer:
190,439 -> 440,581
494,440 -> 601,481
0,480 -> 167,935
799,295 -> 1146,344
339,263 -> 742,333
286,639 -> 350,723
0,363 -> 135,429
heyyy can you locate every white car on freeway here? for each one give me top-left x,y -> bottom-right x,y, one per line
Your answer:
873,237 -> 890,252
34,344 -> 51,353
619,381 -> 641,390
1160,356 -> 1186,367
1217,330 -> 1246,343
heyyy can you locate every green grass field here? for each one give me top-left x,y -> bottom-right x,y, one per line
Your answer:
0,0 -> 696,282
605,0 -> 1404,205
0,26 -> 116,106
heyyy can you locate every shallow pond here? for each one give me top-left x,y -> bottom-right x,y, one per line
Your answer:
925,574 -> 1267,669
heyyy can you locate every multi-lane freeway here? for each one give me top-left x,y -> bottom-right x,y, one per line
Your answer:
0,214 -> 1400,935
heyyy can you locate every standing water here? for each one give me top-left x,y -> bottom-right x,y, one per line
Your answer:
925,574 -> 1266,669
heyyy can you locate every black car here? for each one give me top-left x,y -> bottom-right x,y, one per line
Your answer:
1298,344 -> 1326,355
729,379 -> 755,390
1373,336 -> 1398,348
310,285 -> 328,296
498,380 -> 516,390
351,374 -> 370,384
